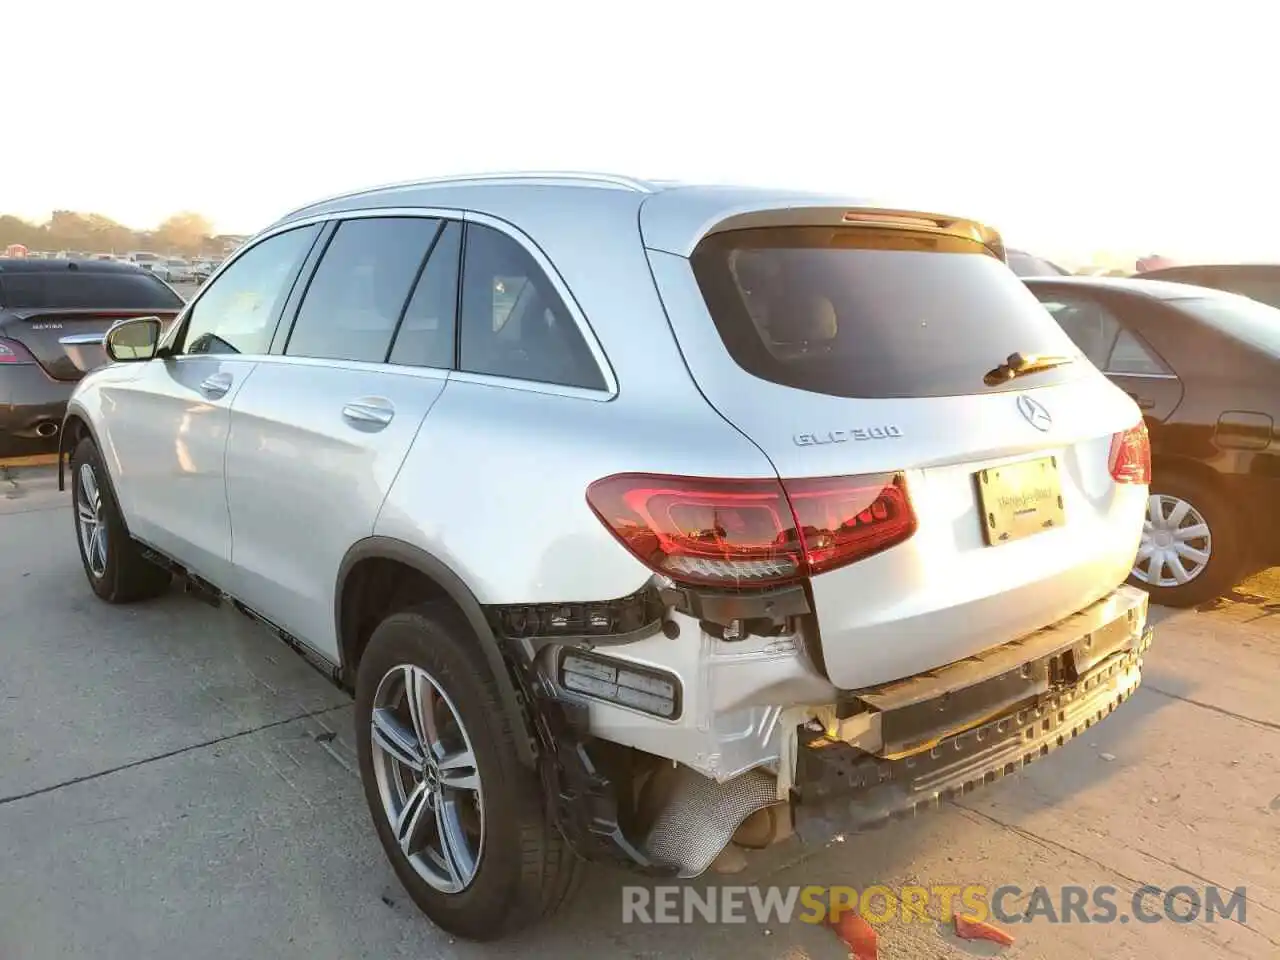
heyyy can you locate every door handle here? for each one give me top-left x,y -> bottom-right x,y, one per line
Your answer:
199,372 -> 233,398
342,397 -> 395,427
1126,391 -> 1155,410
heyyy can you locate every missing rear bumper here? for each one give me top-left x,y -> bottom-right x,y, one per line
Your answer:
792,625 -> 1152,842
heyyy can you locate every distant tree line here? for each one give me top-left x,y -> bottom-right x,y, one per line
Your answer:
0,210 -> 233,258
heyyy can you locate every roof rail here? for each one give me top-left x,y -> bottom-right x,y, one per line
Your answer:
278,171 -> 656,222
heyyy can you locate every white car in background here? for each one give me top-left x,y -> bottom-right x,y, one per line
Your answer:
149,258 -> 194,283
190,259 -> 221,282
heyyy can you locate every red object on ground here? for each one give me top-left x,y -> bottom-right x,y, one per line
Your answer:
825,910 -> 879,959
954,914 -> 1016,947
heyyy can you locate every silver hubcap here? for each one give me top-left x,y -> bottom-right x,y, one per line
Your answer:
76,463 -> 108,579
1133,493 -> 1212,588
370,664 -> 484,894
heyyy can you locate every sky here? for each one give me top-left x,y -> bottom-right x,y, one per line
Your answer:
5,2 -> 1273,264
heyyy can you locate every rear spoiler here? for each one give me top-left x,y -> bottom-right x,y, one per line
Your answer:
638,190 -> 1007,261
704,207 -> 1006,261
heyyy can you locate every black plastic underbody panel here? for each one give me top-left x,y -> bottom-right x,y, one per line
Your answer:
792,627 -> 1152,843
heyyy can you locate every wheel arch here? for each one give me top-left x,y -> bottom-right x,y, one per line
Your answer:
58,409 -> 91,492
335,536 -> 535,767
58,407 -> 134,536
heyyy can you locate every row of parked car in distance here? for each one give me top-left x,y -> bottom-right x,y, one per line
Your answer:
16,250 -> 223,284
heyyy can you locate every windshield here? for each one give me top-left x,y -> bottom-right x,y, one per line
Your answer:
690,226 -> 1084,398
1176,295 -> 1280,357
0,271 -> 185,310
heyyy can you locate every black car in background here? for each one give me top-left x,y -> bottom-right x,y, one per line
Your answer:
1134,263 -> 1280,310
1024,276 -> 1280,606
0,259 -> 185,458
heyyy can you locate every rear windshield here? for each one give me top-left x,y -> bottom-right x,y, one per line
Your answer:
1191,269 -> 1280,309
0,270 -> 185,310
1007,251 -> 1067,277
690,226 -> 1084,399
1176,295 -> 1280,358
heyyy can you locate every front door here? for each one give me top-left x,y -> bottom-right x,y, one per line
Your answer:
102,223 -> 322,584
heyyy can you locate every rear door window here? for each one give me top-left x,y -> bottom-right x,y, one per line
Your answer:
0,271 -> 185,310
388,221 -> 461,369
285,217 -> 442,364
690,227 -> 1082,399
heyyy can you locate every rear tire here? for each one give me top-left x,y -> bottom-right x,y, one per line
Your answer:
70,436 -> 172,603
1128,470 -> 1242,608
354,602 -> 580,941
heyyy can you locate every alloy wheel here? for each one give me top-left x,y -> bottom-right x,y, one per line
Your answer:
76,463 -> 109,579
369,664 -> 485,894
1132,493 -> 1212,588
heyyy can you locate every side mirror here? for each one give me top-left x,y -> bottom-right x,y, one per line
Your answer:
105,316 -> 162,362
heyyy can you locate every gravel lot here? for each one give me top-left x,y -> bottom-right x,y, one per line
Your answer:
1,462 -> 1278,959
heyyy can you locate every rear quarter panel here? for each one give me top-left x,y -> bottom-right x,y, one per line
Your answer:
375,378 -> 776,604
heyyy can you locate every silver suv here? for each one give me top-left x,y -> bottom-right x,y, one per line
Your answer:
59,173 -> 1155,940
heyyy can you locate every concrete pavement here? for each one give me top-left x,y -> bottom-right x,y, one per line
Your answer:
2,462 -> 1278,959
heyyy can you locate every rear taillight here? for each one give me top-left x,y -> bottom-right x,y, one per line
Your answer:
585,472 -> 917,588
0,338 -> 35,364
1109,421 -> 1151,484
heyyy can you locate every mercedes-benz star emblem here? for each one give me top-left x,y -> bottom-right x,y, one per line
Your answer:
1016,394 -> 1052,432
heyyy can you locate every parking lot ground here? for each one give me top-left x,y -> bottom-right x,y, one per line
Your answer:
2,461 -> 1279,959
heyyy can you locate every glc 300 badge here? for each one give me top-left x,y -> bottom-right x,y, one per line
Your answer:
794,426 -> 903,446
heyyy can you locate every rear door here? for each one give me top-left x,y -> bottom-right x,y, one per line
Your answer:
0,269 -> 184,380
222,215 -> 457,660
646,221 -> 1147,689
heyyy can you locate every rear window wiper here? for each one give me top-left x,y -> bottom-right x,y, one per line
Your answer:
984,351 -> 1076,386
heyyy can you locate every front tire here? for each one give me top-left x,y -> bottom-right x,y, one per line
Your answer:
1128,470 -> 1242,608
354,602 -> 580,941
70,436 -> 172,603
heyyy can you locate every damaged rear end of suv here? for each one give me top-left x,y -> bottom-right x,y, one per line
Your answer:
63,176 -> 1153,942
512,194 -> 1153,878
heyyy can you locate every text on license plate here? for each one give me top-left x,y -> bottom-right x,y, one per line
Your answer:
976,456 -> 1066,546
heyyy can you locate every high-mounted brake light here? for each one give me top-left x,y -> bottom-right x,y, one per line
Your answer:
585,472 -> 917,588
1109,421 -> 1151,484
0,338 -> 35,364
